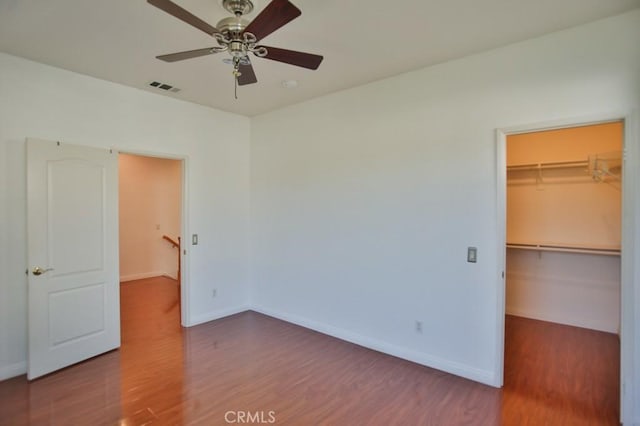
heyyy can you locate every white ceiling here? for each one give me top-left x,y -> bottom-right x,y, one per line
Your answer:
1,0 -> 639,116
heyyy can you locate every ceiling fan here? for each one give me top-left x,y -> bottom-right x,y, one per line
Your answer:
148,0 -> 323,92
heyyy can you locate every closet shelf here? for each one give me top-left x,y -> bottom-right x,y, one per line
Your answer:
507,151 -> 621,183
507,242 -> 620,256
507,160 -> 588,172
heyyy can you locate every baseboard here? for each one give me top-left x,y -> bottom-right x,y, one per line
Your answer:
120,271 -> 174,282
188,304 -> 251,327
251,305 -> 495,387
161,272 -> 178,280
0,361 -> 27,381
506,307 -> 617,333
1,307 -> 497,387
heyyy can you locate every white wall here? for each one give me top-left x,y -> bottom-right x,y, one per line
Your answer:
506,250 -> 620,332
250,9 -> 640,422
0,53 -> 251,379
119,154 -> 182,281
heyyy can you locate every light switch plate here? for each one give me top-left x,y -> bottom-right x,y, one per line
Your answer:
192,234 -> 198,245
467,247 -> 477,263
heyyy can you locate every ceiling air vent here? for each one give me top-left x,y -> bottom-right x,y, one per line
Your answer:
147,81 -> 181,93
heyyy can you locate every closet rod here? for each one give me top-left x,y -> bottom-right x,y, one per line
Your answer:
507,160 -> 588,172
506,243 -> 620,256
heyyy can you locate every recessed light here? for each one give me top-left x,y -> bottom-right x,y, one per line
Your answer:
281,79 -> 298,89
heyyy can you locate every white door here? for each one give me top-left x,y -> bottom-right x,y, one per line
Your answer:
27,138 -> 120,380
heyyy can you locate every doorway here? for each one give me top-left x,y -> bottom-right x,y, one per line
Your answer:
499,120 -> 624,422
118,153 -> 184,326
505,122 -> 622,331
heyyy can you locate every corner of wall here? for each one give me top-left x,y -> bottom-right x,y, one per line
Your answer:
187,304 -> 251,328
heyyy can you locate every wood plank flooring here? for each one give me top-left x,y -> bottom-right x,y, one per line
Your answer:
503,316 -> 619,425
0,277 -> 619,425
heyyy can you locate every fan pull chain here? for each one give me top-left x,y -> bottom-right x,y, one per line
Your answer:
232,57 -> 240,100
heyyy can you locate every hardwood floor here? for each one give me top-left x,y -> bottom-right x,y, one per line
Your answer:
502,316 -> 619,426
0,277 -> 619,425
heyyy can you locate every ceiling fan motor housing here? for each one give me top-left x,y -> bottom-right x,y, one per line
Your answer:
216,16 -> 249,34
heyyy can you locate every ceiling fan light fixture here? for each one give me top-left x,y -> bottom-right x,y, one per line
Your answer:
229,41 -> 248,57
223,57 -> 251,66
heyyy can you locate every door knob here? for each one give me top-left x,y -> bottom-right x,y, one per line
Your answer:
32,266 -> 54,276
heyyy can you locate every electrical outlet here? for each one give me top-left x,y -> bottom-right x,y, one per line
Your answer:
212,289 -> 217,298
415,320 -> 423,333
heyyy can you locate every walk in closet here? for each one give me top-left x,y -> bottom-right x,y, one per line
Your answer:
505,122 -> 622,333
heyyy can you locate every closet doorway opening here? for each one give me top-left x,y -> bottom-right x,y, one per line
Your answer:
503,121 -> 622,422
118,153 -> 184,334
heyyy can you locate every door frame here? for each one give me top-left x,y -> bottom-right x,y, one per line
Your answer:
495,111 -> 637,424
117,149 -> 190,327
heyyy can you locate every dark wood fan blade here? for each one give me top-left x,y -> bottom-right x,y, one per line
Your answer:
237,62 -> 258,85
156,47 -> 218,62
259,46 -> 323,70
243,0 -> 301,41
148,0 -> 219,35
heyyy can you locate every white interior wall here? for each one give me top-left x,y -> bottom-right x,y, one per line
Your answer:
506,250 -> 620,332
0,52 -> 251,379
119,154 -> 182,282
249,10 -> 640,422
